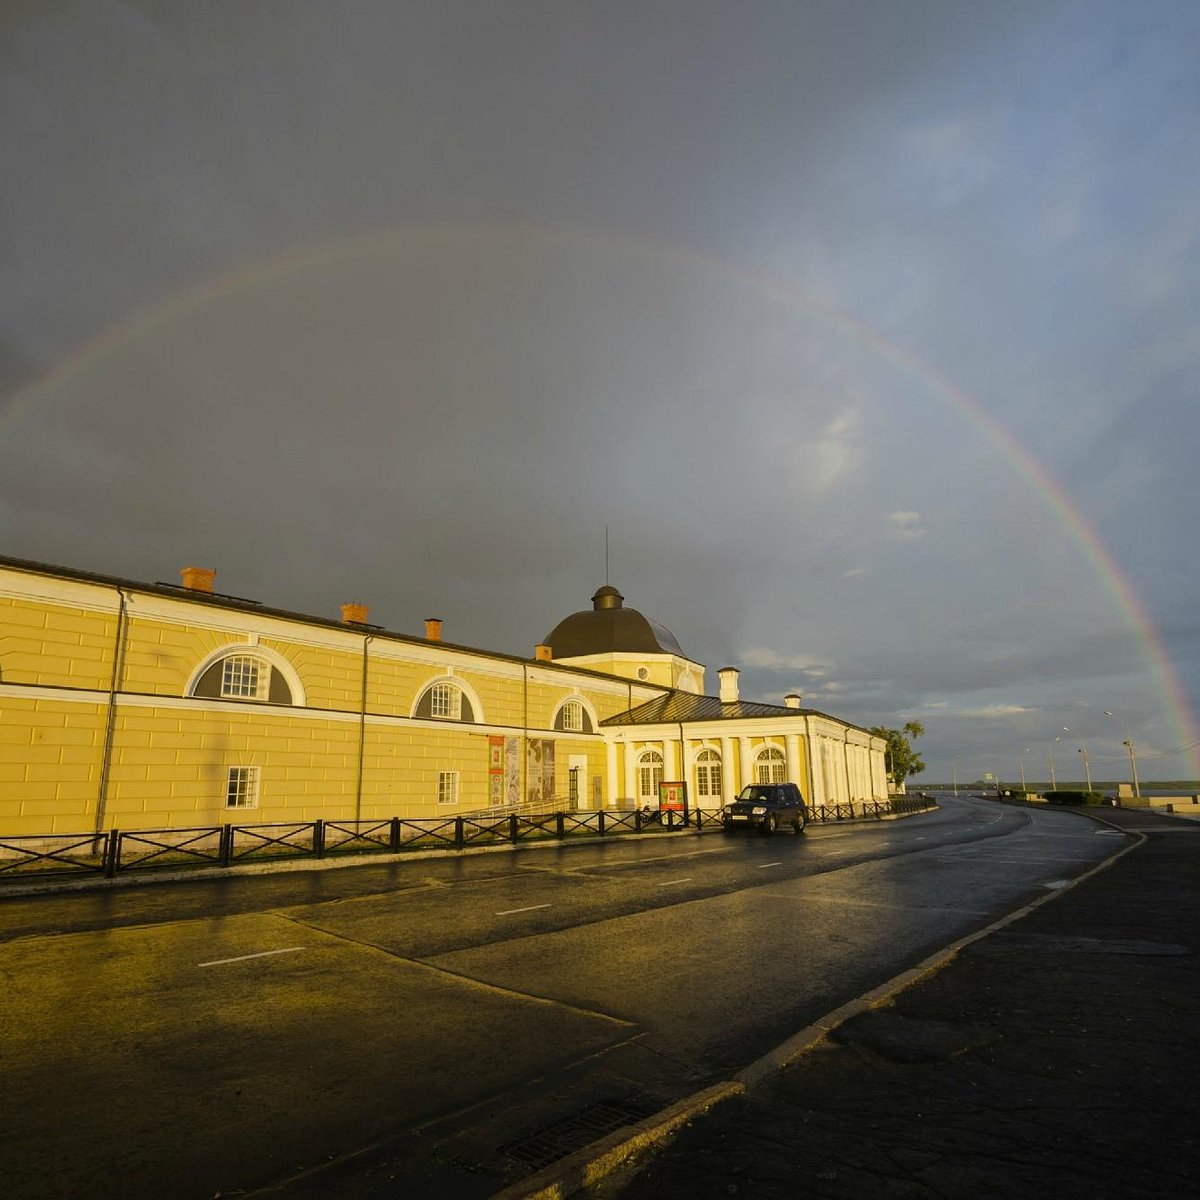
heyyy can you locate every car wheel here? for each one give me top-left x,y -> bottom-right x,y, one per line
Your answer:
762,813 -> 777,835
792,812 -> 806,835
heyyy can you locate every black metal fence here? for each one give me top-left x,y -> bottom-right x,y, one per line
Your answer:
0,794 -> 936,884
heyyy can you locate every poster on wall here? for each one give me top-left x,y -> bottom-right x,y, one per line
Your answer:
488,736 -> 505,808
524,738 -> 556,807
542,739 -> 555,805
504,736 -> 520,808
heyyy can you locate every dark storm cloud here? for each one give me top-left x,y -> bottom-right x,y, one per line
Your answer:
2,1 -> 1199,780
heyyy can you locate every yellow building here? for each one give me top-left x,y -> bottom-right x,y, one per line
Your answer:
0,555 -> 886,837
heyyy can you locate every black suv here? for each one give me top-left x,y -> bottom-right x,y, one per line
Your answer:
722,783 -> 808,835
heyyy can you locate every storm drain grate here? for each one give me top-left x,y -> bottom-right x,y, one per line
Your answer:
499,1098 -> 657,1170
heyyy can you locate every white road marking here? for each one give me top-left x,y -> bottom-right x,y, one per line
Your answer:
198,947 -> 306,968
658,878 -> 692,886
1041,880 -> 1070,890
495,904 -> 552,915
757,862 -> 782,869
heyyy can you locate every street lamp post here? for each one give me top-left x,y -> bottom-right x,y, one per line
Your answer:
1078,745 -> 1093,792
1049,728 -> 1069,790
1019,748 -> 1030,793
1103,710 -> 1141,799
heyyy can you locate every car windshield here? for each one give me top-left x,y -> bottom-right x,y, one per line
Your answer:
737,786 -> 775,801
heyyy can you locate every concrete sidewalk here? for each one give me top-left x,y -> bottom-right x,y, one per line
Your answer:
563,803 -> 1200,1199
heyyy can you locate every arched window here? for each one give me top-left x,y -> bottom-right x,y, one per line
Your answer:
638,749 -> 663,804
414,679 -> 476,723
695,748 -> 723,800
755,745 -> 786,784
189,651 -> 294,705
553,698 -> 593,733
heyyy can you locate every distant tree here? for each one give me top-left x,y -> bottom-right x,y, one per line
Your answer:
869,721 -> 926,787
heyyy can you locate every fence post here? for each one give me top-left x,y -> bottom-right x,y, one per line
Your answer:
598,810 -> 606,837
220,823 -> 233,867
635,810 -> 643,832
390,816 -> 401,852
455,817 -> 464,850
509,813 -> 519,844
313,819 -> 325,859
103,829 -> 120,878
555,812 -> 565,839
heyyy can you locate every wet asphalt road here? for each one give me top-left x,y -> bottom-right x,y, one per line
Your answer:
0,797 -> 1124,1199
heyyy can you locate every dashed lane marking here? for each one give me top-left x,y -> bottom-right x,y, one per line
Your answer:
757,862 -> 782,869
198,947 -> 306,968
658,878 -> 693,886
495,904 -> 552,916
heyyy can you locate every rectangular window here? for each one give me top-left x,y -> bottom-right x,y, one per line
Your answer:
639,765 -> 662,800
221,656 -> 266,699
438,770 -> 459,806
568,767 -> 580,805
225,765 -> 260,808
431,683 -> 461,720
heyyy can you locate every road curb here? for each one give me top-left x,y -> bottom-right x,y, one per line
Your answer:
490,812 -> 1145,1199
489,1082 -> 745,1200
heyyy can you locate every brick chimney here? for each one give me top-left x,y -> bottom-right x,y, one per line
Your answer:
424,617 -> 443,642
341,602 -> 369,625
784,693 -> 802,709
718,666 -> 740,704
180,566 -> 216,593
534,644 -> 553,662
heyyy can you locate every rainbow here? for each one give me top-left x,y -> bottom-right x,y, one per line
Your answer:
3,222 -> 1196,775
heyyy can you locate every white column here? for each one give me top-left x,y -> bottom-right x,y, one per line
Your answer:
623,741 -> 637,807
606,739 -> 619,808
720,735 -> 735,799
666,737 -> 680,780
739,737 -> 754,790
785,733 -> 802,788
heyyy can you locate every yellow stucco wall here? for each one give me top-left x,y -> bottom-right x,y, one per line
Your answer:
0,572 -> 635,833
1,565 -> 885,836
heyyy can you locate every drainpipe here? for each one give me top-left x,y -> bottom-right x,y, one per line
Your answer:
96,587 -> 128,837
523,663 -> 528,808
354,635 -> 373,825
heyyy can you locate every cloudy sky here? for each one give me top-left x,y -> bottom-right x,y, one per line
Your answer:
2,0 -> 1198,785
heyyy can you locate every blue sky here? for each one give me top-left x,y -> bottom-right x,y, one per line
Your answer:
2,1 -> 1198,783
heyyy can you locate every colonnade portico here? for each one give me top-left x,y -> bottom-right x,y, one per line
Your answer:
605,727 -> 833,810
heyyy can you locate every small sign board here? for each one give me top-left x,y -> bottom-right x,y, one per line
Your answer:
659,780 -> 688,816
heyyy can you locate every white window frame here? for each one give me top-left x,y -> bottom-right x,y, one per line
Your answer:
225,765 -> 260,809
638,749 -> 663,803
438,770 -> 460,806
755,746 -> 786,784
221,655 -> 267,700
430,682 -> 462,720
696,748 -> 722,798
561,700 -> 584,732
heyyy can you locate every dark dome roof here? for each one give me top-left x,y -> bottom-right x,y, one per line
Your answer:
544,586 -> 685,658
